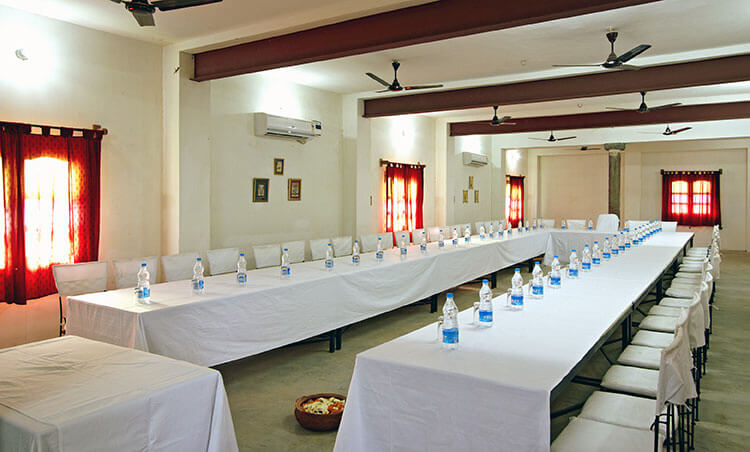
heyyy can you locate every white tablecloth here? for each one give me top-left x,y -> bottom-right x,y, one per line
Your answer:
543,229 -> 617,265
67,231 -> 550,366
0,336 -> 238,452
334,232 -> 692,452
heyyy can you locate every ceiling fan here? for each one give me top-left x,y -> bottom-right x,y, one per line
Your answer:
554,29 -> 651,71
641,125 -> 693,136
110,0 -> 223,27
579,146 -> 602,151
607,91 -> 681,113
490,106 -> 515,126
530,131 -> 577,142
366,61 -> 444,93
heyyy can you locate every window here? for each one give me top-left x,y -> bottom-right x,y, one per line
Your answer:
384,163 -> 424,234
505,175 -> 524,228
662,171 -> 721,227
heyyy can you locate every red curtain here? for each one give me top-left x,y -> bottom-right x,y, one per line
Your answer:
384,163 -> 424,242
661,171 -> 721,227
506,175 -> 524,228
1,123 -> 101,304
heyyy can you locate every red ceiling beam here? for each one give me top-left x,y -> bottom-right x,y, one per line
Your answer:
449,101 -> 750,136
365,54 -> 750,117
193,0 -> 662,81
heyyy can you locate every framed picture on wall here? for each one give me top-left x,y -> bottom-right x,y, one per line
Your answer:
462,190 -> 469,203
253,178 -> 269,202
273,158 -> 284,175
288,178 -> 302,201
468,176 -> 474,189
474,190 -> 479,203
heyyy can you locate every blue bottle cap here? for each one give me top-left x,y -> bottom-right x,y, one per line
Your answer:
283,248 -> 288,251
141,263 -> 147,267
447,293 -> 453,298
240,253 -> 244,256
197,257 -> 201,261
354,240 -> 358,243
482,279 -> 488,284
554,255 -> 558,258
515,268 -> 520,272
572,249 -> 576,252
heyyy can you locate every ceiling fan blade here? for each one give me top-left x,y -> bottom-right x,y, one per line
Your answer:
131,9 -> 155,26
552,64 -> 602,67
671,127 -> 692,134
499,122 -> 516,126
528,138 -> 549,141
605,107 -> 631,111
375,89 -> 392,93
404,84 -> 444,90
617,64 -> 641,70
152,0 -> 222,11
366,72 -> 391,87
614,44 -> 651,64
648,102 -> 682,111
555,136 -> 577,141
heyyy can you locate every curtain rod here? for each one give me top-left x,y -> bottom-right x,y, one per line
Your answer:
0,121 -> 108,136
379,158 -> 425,168
660,169 -> 722,175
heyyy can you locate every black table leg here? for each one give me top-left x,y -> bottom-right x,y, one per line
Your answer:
490,272 -> 497,289
328,331 -> 335,353
430,294 -> 438,313
336,328 -> 342,350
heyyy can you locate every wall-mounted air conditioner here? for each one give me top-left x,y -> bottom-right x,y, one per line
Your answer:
254,113 -> 321,140
462,152 -> 488,167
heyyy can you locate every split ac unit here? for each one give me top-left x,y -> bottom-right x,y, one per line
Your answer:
462,152 -> 489,166
254,113 -> 321,140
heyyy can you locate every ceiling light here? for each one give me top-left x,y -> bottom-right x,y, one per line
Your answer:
15,48 -> 28,61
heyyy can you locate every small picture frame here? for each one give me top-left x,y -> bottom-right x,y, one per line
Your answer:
253,178 -> 269,202
273,158 -> 284,175
468,176 -> 474,189
462,190 -> 469,203
474,190 -> 479,203
288,178 -> 302,201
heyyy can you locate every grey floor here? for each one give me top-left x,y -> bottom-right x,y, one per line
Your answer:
216,252 -> 749,451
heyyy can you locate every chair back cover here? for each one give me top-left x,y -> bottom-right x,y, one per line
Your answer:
657,310 -> 697,413
206,247 -> 240,276
474,222 -> 488,234
332,236 -> 353,257
566,219 -> 586,230
112,256 -> 158,289
394,230 -> 411,246
687,295 -> 706,349
309,238 -> 330,261
595,214 -> 619,232
52,262 -> 108,297
161,252 -> 200,282
377,232 -> 394,248
541,219 -> 555,229
281,241 -> 305,264
360,234 -> 379,253
411,229 -> 426,243
661,221 -> 678,233
252,244 -> 280,269
425,226 -> 442,243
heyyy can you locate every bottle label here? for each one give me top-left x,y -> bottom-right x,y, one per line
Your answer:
439,241 -> 445,248
136,287 -> 149,300
625,243 -> 631,248
593,258 -> 601,265
400,247 -> 407,255
281,266 -> 291,276
588,226 -> 593,230
532,285 -> 543,296
464,237 -> 469,243
442,327 -> 459,344
237,273 -> 247,284
325,260 -> 334,269
452,239 -> 458,246
479,234 -> 485,240
376,251 -> 383,260
420,244 -> 427,252
192,280 -> 204,291
352,255 -> 360,264
569,268 -> 578,278
582,262 -> 591,270
612,248 -> 619,255
603,252 -> 611,259
619,246 -> 625,251
511,294 -> 524,306
479,310 -> 493,323
489,232 -> 494,239
551,276 -> 561,286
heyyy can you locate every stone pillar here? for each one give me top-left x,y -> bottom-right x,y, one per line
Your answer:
608,149 -> 622,217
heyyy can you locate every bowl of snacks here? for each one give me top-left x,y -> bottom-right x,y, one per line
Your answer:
294,393 -> 346,431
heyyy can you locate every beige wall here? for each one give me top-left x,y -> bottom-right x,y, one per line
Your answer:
536,152 -> 609,222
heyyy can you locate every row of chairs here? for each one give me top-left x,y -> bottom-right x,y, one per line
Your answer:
552,226 -> 720,451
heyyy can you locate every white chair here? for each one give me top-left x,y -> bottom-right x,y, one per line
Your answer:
310,238 -> 330,261
377,232 -> 394,248
253,244 -> 280,269
206,247 -> 239,276
112,256 -> 158,289
541,218 -> 555,229
394,230 -> 411,246
360,234 -> 379,252
52,261 -> 109,336
161,252 -> 200,282
566,219 -> 586,230
426,226 -> 442,243
281,240 -> 305,264
662,221 -> 678,233
412,228 -> 425,243
474,222 -> 487,234
332,236 -> 353,257
595,214 -> 620,232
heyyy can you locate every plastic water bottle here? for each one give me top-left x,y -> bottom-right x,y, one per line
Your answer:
539,217 -> 544,229
510,268 -> 524,310
592,241 -> 602,265
192,258 -> 205,295
610,234 -> 619,256
624,229 -> 632,249
581,244 -> 592,271
561,218 -> 567,230
464,225 -> 471,245
438,229 -> 445,248
532,218 -> 538,230
602,238 -> 611,260
588,218 -> 594,230
478,279 -> 493,327
452,227 -> 459,246
488,223 -> 495,239
135,263 -> 151,303
442,293 -> 459,350
568,250 -> 579,279
399,237 -> 408,259
618,232 -> 626,252
236,253 -> 247,287
479,225 -> 486,240
550,256 -> 562,289
524,219 -> 529,232
281,248 -> 291,278
506,221 -> 512,236
325,242 -> 334,270
352,241 -> 360,265
531,261 -> 544,299
376,237 -> 384,262
420,231 -> 427,254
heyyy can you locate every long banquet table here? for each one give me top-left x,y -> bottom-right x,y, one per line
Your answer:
67,230 -> 550,367
333,232 -> 693,452
0,336 -> 238,452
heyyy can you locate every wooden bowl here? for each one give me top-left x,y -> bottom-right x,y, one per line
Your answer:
294,393 -> 346,431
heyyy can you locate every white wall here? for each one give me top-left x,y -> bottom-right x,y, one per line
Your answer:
446,135 -> 494,226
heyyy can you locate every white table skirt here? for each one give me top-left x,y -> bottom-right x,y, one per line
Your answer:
0,336 -> 238,452
334,232 -> 692,452
67,230 -> 550,367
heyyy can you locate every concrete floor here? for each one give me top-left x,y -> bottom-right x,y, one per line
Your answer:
216,251 -> 749,451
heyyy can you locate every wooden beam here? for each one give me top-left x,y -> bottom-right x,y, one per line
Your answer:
193,0 -> 661,81
365,54 -> 750,117
449,101 -> 750,136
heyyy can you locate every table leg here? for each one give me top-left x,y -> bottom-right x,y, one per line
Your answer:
336,328 -> 342,350
328,331 -> 335,353
656,278 -> 664,300
490,272 -> 497,289
621,314 -> 631,350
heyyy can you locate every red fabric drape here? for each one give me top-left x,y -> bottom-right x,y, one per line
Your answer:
506,175 -> 524,228
384,163 -> 424,243
0,124 -> 101,304
661,171 -> 721,227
